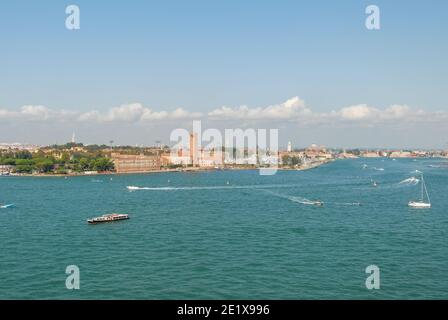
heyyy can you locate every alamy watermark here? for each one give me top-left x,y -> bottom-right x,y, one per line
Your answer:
365,265 -> 380,290
65,265 -> 80,290
170,121 -> 279,175
65,5 -> 80,30
365,5 -> 380,30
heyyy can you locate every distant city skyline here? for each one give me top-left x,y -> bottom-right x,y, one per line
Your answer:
1,0 -> 447,148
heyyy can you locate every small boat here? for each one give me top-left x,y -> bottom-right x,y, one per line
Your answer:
0,204 -> 14,209
408,171 -> 431,209
127,186 -> 140,191
87,213 -> 130,224
408,201 -> 431,209
308,200 -> 324,206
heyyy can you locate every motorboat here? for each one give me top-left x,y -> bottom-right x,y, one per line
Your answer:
87,213 -> 130,224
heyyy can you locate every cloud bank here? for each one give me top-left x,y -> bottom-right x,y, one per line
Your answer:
0,97 -> 446,126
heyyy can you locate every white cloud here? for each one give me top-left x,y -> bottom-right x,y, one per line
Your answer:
0,109 -> 16,118
339,104 -> 376,120
334,104 -> 428,123
208,96 -> 310,120
0,105 -> 75,121
77,103 -> 203,123
0,98 -> 445,128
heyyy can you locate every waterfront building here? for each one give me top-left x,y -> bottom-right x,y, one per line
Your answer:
361,151 -> 381,158
166,148 -> 192,166
389,151 -> 413,158
198,148 -> 224,167
111,153 -> 162,173
190,133 -> 199,167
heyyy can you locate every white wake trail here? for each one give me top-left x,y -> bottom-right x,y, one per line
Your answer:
127,184 -> 300,192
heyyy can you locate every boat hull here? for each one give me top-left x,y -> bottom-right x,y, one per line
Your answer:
87,214 -> 130,224
408,201 -> 431,208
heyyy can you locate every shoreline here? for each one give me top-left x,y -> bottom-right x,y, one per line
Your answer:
1,160 -> 333,177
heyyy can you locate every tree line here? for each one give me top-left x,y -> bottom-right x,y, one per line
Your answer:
0,150 -> 114,174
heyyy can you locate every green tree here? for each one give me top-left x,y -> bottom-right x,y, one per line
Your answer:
0,158 -> 16,165
282,155 -> 291,166
15,159 -> 33,166
92,158 -> 114,171
14,165 -> 33,174
34,158 -> 55,173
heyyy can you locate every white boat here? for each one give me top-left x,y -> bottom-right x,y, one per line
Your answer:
303,200 -> 324,206
312,200 -> 324,206
87,213 -> 129,224
0,203 -> 14,209
408,171 -> 431,208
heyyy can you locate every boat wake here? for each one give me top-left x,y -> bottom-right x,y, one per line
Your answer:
289,196 -> 322,206
127,184 -> 299,192
260,190 -> 324,206
398,177 -> 420,186
333,202 -> 362,206
262,190 -> 362,207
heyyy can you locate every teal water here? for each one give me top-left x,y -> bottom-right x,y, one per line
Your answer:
0,158 -> 447,299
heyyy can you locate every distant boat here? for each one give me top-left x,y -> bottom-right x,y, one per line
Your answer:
408,171 -> 431,209
127,186 -> 140,191
87,213 -> 129,224
0,204 -> 15,209
371,179 -> 378,187
311,200 -> 324,206
302,199 -> 324,206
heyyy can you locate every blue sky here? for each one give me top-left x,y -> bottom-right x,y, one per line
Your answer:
1,0 -> 447,148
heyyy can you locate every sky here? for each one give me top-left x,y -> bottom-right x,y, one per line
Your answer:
0,0 -> 447,149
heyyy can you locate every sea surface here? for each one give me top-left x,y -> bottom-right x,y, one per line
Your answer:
0,158 -> 447,299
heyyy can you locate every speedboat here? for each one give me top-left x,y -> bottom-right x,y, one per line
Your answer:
87,213 -> 129,224
310,200 -> 324,206
0,204 -> 14,209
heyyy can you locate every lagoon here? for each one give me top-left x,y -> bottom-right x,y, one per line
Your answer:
0,158 -> 447,299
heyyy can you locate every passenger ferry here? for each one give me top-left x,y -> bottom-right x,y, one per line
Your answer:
87,213 -> 129,224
